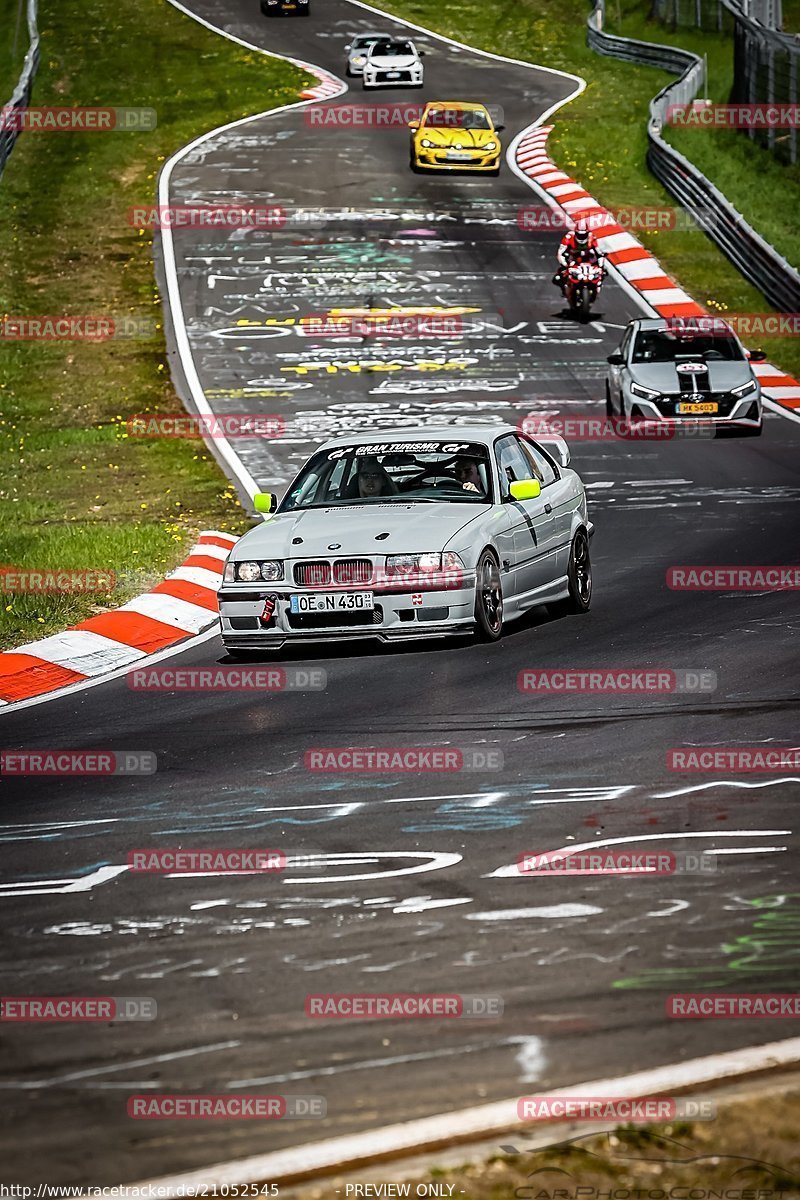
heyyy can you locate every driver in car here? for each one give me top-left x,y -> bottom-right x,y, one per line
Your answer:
355,456 -> 397,498
453,457 -> 485,494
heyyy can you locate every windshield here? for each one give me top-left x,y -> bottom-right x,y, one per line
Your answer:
279,442 -> 493,511
424,108 -> 491,129
371,40 -> 414,56
632,330 -> 744,363
352,34 -> 382,48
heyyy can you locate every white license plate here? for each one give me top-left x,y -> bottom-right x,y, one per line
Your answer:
385,71 -> 401,78
290,592 -> 374,614
677,401 -> 718,414
446,151 -> 472,160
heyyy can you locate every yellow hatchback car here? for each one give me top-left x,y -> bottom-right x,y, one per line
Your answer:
409,101 -> 504,175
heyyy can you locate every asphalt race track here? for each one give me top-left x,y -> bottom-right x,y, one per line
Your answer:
1,0 -> 799,1184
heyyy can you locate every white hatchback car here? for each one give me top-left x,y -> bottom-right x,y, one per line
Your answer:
363,37 -> 424,89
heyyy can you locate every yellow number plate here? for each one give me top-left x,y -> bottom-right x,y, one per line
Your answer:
677,401 -> 718,414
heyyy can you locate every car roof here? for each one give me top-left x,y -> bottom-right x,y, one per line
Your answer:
424,101 -> 489,111
633,317 -> 734,333
317,425 -> 519,451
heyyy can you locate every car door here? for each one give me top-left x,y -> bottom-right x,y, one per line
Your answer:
494,435 -> 555,605
609,324 -> 633,411
518,437 -> 574,579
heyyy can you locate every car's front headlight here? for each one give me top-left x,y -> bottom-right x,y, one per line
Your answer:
731,378 -> 757,397
226,560 -> 283,583
352,55 -> 366,64
421,138 -> 434,147
236,561 -> 262,582
484,142 -> 497,151
385,552 -> 464,576
630,381 -> 660,399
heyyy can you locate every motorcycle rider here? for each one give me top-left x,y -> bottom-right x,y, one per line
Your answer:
553,219 -> 606,292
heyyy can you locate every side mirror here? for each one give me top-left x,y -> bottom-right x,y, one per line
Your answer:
536,434 -> 570,469
253,492 -> 277,514
408,120 -> 419,130
747,348 -> 766,362
419,50 -> 426,55
345,42 -> 352,49
509,478 -> 542,502
607,351 -> 624,365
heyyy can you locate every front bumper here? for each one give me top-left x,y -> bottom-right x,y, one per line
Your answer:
218,582 -> 476,648
623,387 -> 762,431
412,147 -> 500,171
364,71 -> 423,87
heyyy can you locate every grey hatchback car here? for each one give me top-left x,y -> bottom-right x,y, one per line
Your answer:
605,317 -> 764,436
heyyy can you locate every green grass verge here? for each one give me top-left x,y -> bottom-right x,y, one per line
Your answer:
0,0 -> 29,102
376,0 -> 800,379
606,1 -> 800,275
0,0 -> 313,651
307,1086 -> 800,1200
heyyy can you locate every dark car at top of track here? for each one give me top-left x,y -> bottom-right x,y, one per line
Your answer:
261,0 -> 309,15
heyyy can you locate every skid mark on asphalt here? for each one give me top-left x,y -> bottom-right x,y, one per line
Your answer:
228,1036 -> 544,1089
0,1041 -> 240,1090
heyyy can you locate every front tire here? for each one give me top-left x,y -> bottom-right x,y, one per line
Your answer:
552,529 -> 592,616
474,550 -> 504,641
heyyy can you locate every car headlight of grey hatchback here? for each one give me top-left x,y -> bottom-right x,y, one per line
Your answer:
630,382 -> 661,399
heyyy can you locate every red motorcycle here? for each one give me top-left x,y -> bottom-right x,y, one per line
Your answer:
560,250 -> 605,319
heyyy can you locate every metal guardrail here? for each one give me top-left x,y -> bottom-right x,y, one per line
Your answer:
649,0 -> 798,164
586,0 -> 800,312
1,0 -> 40,180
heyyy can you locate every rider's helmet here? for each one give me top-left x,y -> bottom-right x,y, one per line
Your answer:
573,219 -> 590,250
